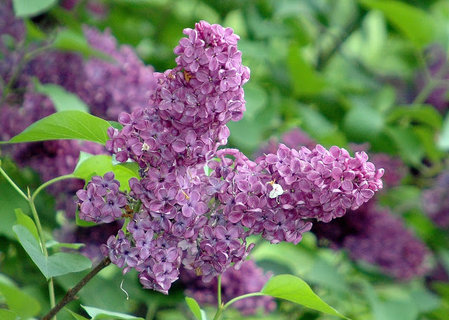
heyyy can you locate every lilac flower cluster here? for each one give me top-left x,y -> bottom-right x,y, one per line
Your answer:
181,259 -> 276,315
313,201 -> 430,280
75,22 -> 384,294
106,20 -> 249,168
76,172 -> 127,223
260,144 -> 384,222
422,171 -> 449,229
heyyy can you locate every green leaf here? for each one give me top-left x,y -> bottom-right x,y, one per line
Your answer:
82,305 -> 145,320
359,0 -> 437,47
24,19 -> 46,41
0,179 -> 28,239
438,112 -> 449,151
261,274 -> 347,319
12,0 -> 57,17
387,105 -> 442,129
185,297 -> 205,320
73,153 -> 139,192
0,309 -> 17,320
12,225 -> 92,279
1,111 -> 110,145
53,29 -> 112,60
343,105 -> 384,141
109,121 -> 124,130
385,126 -> 424,166
33,80 -> 89,113
0,276 -> 41,318
288,43 -> 326,96
14,208 -> 39,242
46,240 -> 85,250
244,83 -> 267,119
67,309 -> 89,320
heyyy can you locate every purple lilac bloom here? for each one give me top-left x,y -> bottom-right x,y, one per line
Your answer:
422,171 -> 449,229
259,144 -> 384,222
76,172 -> 127,223
78,21 -> 384,294
313,201 -> 430,280
182,259 -> 276,315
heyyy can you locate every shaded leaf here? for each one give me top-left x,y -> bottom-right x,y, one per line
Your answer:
67,309 -> 89,320
12,225 -> 92,279
12,0 -> 57,17
14,208 -> 39,242
34,80 -> 89,113
53,29 -> 112,60
0,276 -> 41,319
1,111 -> 110,145
82,305 -> 144,320
288,44 -> 326,96
343,105 -> 384,141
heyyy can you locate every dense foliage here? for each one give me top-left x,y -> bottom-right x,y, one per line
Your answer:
1,0 -> 449,319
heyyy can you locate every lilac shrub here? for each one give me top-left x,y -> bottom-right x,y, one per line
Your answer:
313,201 -> 430,280
77,21 -> 384,295
422,171 -> 449,229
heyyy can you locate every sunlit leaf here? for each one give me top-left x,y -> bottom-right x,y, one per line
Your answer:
261,274 -> 348,318
1,111 -> 110,145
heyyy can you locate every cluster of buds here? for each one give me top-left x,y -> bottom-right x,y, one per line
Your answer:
78,21 -> 384,294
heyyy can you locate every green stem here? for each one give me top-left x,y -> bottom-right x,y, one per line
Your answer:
31,174 -> 76,202
1,166 -> 76,320
217,274 -> 222,309
28,193 -> 57,320
222,292 -> 266,310
0,165 -> 28,201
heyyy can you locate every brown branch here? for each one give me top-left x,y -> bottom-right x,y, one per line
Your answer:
42,257 -> 111,320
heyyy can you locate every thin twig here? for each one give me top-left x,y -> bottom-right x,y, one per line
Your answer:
42,257 -> 111,320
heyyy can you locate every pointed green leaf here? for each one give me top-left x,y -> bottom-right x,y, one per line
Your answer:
12,0 -> 57,17
1,111 -> 110,145
82,305 -> 144,320
73,153 -> 139,192
185,297 -> 204,320
261,274 -> 347,319
53,29 -> 112,60
34,80 -> 89,113
67,309 -> 89,320
14,208 -> 39,242
0,276 -> 41,318
12,225 -> 92,279
12,225 -> 47,276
